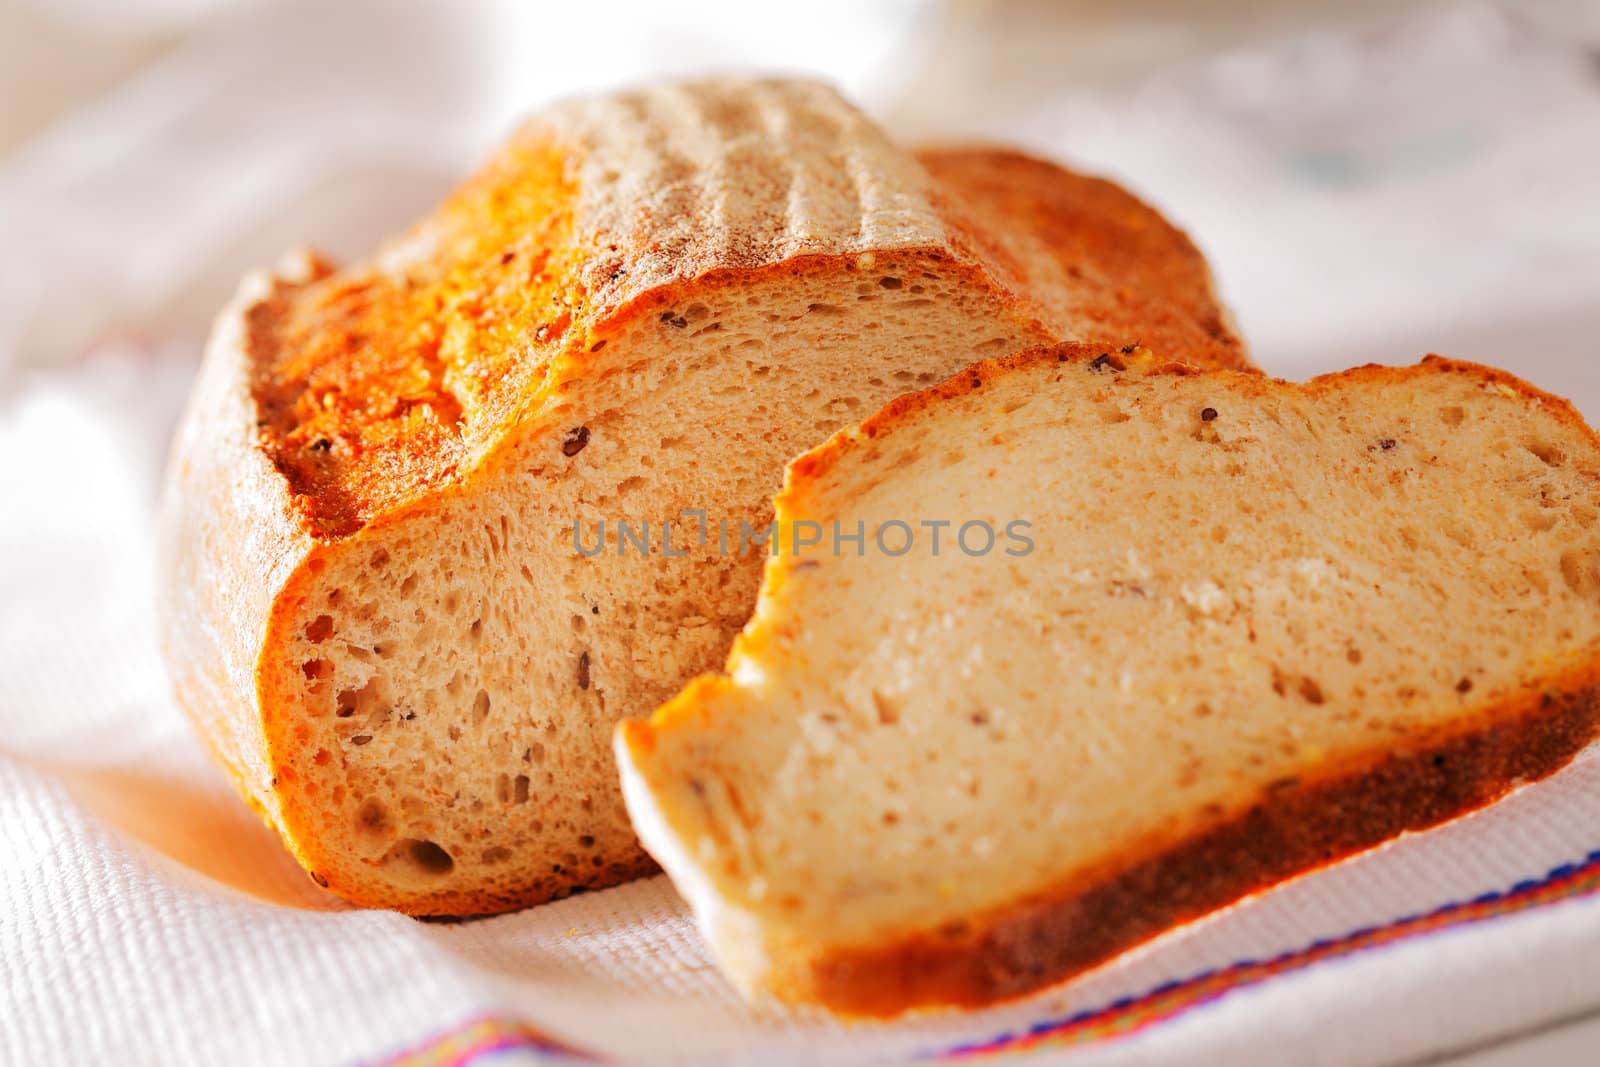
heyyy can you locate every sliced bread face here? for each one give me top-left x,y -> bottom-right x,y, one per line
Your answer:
159,78 -> 1249,915
617,345 -> 1600,1016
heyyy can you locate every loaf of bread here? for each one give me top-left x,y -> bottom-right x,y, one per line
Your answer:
158,78 -> 1249,915
617,344 -> 1600,1015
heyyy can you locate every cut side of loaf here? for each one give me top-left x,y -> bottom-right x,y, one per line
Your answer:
617,345 -> 1600,1016
158,78 -> 1250,915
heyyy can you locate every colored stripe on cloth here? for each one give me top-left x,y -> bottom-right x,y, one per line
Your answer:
370,848 -> 1600,1067
932,847 -> 1600,1059
370,1016 -> 595,1066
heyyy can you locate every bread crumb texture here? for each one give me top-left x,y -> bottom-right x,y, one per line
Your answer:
618,345 -> 1600,1015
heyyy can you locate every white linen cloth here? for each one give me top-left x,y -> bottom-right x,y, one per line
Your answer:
3,3 -> 1600,1064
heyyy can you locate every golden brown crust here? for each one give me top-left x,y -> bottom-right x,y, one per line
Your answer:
246,136 -> 582,539
916,148 -> 1247,372
159,256 -> 325,830
246,121 -> 1251,542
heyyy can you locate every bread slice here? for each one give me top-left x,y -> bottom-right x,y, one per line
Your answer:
158,78 -> 1249,915
616,344 -> 1600,1016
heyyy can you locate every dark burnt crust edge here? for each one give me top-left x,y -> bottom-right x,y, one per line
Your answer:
798,676 -> 1600,1016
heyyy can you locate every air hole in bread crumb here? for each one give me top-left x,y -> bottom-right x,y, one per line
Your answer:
1347,646 -> 1363,665
302,658 -> 332,681
400,573 -> 419,597
482,846 -> 512,865
1298,677 -> 1327,705
336,677 -> 383,720
1528,442 -> 1566,467
1457,677 -> 1474,694
871,690 -> 899,726
1525,510 -> 1560,533
395,839 -> 454,877
1559,549 -> 1599,597
1441,405 -> 1466,427
305,615 -> 334,643
356,798 -> 388,838
513,775 -> 531,805
473,689 -> 490,723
